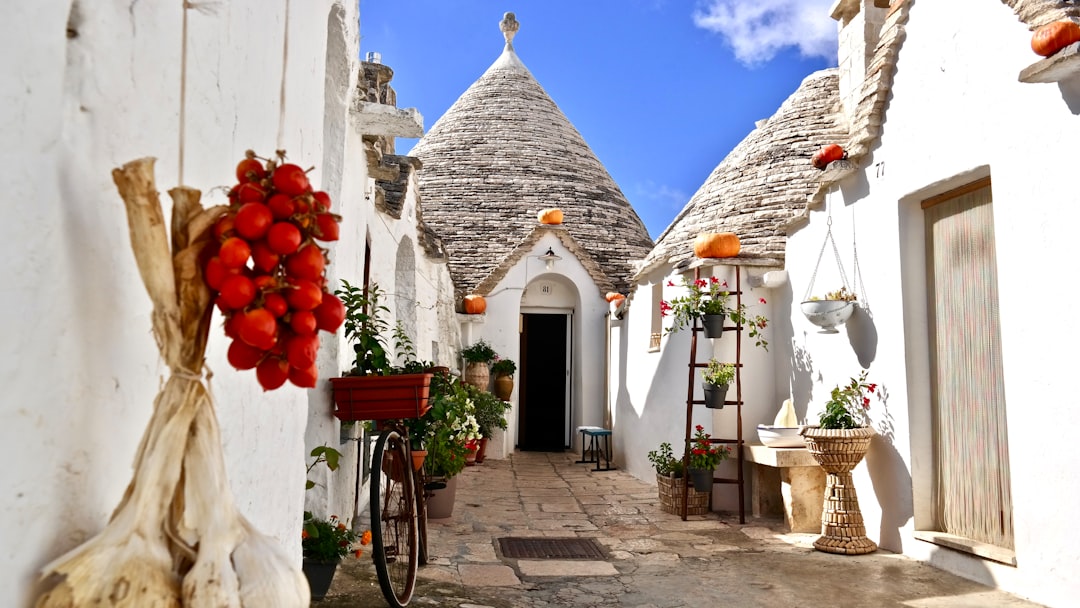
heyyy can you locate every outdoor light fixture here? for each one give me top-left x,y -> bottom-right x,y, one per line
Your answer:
539,247 -> 561,270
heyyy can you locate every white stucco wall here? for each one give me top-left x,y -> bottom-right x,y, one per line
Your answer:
0,1 -> 369,604
780,2 -> 1080,606
613,264 -> 778,510
473,232 -> 610,458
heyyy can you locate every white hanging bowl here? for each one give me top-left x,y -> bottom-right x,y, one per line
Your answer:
800,300 -> 856,333
757,425 -> 806,448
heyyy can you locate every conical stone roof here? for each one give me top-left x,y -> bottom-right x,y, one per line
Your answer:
410,13 -> 653,300
639,69 -> 847,277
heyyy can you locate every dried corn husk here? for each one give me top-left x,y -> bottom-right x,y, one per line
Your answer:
36,158 -> 309,606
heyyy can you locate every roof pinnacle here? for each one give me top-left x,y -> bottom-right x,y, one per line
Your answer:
500,12 -> 519,50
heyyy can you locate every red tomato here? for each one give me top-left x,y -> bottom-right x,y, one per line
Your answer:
256,356 -> 290,391
219,237 -> 251,269
272,164 -> 311,196
213,215 -> 236,240
236,158 -> 266,184
267,193 -> 296,220
227,339 -> 265,370
286,333 -> 320,369
252,274 -> 277,291
290,310 -> 318,335
264,292 -> 289,318
313,214 -> 339,242
267,222 -> 302,255
205,256 -> 238,291
236,308 -> 278,350
288,362 -> 318,388
313,292 -> 345,333
235,202 -> 274,240
236,182 -> 268,203
219,275 -> 256,310
223,313 -> 240,339
250,241 -> 280,273
286,279 -> 323,311
284,244 -> 325,281
312,191 -> 332,211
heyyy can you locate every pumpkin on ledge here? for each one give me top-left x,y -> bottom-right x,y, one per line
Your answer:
1031,20 -> 1080,57
537,208 -> 564,225
693,232 -> 740,259
463,294 -> 487,314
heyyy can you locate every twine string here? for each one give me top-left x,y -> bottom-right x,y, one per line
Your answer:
277,0 -> 291,151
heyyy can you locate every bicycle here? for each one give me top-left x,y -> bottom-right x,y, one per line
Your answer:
367,418 -> 430,608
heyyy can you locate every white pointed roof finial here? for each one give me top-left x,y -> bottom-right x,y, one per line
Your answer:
500,12 -> 519,50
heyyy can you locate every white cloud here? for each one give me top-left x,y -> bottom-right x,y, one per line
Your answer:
692,0 -> 837,66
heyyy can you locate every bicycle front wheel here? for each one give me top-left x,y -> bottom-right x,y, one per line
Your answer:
370,429 -> 419,607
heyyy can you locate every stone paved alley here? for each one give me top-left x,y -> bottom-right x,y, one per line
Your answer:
318,452 -> 1044,608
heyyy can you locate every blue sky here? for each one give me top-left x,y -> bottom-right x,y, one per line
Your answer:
359,1 -> 836,239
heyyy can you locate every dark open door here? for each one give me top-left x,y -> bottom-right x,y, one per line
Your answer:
518,313 -> 568,451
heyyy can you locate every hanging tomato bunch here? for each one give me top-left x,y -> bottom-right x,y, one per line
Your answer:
206,150 -> 345,391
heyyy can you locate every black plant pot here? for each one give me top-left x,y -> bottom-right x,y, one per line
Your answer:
702,314 -> 727,338
702,382 -> 729,409
302,559 -> 339,601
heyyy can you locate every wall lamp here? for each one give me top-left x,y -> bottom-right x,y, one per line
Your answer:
539,247 -> 561,270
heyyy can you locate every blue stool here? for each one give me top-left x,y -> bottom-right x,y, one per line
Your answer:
575,426 -> 615,471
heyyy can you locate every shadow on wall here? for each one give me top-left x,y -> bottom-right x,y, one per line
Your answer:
1061,77 -> 1080,116
866,383 -> 913,553
845,303 -> 878,368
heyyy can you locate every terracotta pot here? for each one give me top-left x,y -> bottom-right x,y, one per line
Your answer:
493,375 -> 514,401
463,362 -> 490,391
475,437 -> 489,464
426,475 -> 458,519
329,373 -> 433,422
411,449 -> 427,472
464,444 -> 478,466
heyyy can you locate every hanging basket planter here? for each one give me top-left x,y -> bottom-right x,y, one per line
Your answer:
800,300 -> 856,333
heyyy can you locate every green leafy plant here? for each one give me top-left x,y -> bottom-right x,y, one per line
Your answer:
647,442 -> 684,478
688,424 -> 730,470
302,513 -> 366,563
660,275 -> 769,350
461,339 -> 497,364
818,370 -> 877,429
471,385 -> 512,437
701,359 -> 735,387
407,373 -> 481,478
490,356 -> 516,377
305,445 -> 342,490
335,280 -> 429,376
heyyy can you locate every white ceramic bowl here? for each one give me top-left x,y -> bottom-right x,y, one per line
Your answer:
800,300 -> 856,333
757,425 -> 806,448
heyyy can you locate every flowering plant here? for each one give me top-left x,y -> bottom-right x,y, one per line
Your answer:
688,424 -> 730,470
302,513 -> 371,563
409,372 -> 482,478
818,370 -> 877,429
660,276 -> 769,350
702,359 -> 735,387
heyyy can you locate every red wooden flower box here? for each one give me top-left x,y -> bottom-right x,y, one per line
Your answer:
329,373 -> 433,422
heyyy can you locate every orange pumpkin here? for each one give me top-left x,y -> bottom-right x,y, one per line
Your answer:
463,294 -> 487,314
1031,21 -> 1080,57
605,292 -> 626,306
812,144 -> 846,170
693,232 -> 741,259
537,208 -> 564,224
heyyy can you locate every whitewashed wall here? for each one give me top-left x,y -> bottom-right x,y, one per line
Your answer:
473,232 -> 610,458
0,1 -> 363,605
613,264 -> 779,511
782,2 -> 1080,606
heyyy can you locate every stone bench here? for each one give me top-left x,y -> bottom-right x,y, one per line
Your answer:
742,444 -> 825,533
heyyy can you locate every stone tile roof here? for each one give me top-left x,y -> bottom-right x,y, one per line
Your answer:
1003,0 -> 1080,27
474,225 -> 615,296
638,69 -> 847,277
409,17 -> 654,300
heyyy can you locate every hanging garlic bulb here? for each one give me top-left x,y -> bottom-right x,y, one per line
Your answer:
36,159 -> 310,606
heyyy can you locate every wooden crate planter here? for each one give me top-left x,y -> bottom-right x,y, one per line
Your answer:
657,473 -> 709,516
329,373 -> 433,422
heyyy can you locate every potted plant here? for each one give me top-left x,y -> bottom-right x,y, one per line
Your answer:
328,280 -> 434,422
801,286 -> 857,333
799,370 -> 879,555
686,424 -> 730,493
490,355 -> 517,401
701,359 -> 736,409
660,275 -> 769,348
408,372 -> 481,519
301,513 -> 370,600
460,339 -> 497,391
648,441 -> 709,516
470,385 -> 511,463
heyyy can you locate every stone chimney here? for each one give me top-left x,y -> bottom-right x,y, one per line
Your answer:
831,0 -> 891,125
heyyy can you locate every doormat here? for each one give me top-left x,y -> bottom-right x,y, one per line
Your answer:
497,537 -> 606,560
